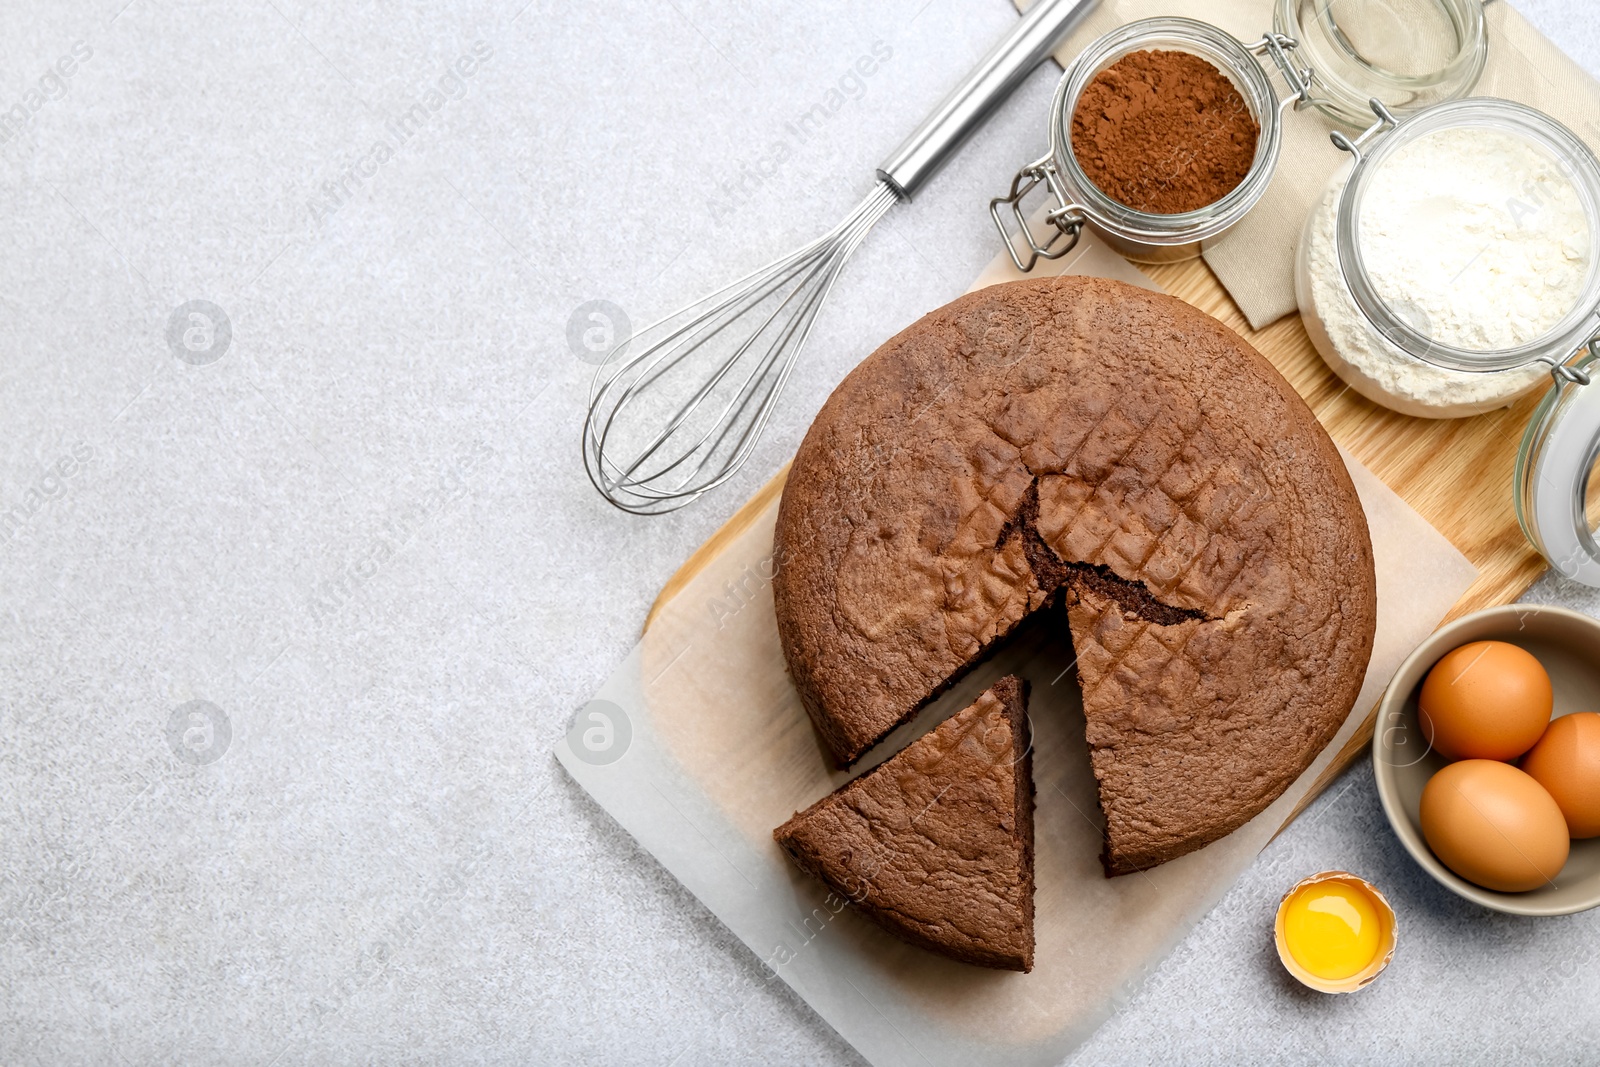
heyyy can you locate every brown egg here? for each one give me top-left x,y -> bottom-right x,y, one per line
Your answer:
1419,760 -> 1570,893
1418,641 -> 1552,760
1521,712 -> 1600,839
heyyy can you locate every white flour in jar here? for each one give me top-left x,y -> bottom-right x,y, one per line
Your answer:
1296,133 -> 1584,417
1360,127 -> 1590,350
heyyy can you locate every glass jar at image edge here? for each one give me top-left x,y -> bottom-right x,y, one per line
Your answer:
1517,350 -> 1600,586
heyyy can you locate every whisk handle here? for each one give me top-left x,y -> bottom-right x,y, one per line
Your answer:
876,0 -> 1097,199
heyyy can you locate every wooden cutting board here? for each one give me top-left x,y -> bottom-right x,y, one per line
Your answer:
642,255 -> 1573,825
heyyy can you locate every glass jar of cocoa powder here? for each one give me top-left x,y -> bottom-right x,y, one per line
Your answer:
994,17 -> 1288,266
992,7 -> 1490,267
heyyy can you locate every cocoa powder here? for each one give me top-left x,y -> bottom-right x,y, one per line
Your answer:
1069,49 -> 1259,215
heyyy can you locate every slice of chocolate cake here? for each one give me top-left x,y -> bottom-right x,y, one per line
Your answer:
773,677 -> 1035,972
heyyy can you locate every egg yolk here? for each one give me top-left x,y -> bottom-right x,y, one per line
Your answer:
1282,882 -> 1382,981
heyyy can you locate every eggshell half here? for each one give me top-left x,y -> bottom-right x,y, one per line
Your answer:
1273,871 -> 1396,994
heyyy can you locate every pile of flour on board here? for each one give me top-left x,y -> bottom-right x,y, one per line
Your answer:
1301,127 -> 1591,416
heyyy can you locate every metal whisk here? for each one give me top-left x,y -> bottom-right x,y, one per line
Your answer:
583,0 -> 1096,515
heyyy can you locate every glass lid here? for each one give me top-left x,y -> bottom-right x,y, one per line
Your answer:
1273,0 -> 1487,127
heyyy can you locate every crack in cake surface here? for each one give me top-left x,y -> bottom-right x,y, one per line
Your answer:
996,478 -> 1214,626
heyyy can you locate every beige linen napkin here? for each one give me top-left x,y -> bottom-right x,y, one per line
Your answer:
1014,0 -> 1600,328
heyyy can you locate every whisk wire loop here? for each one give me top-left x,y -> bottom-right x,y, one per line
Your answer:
582,181 -> 900,514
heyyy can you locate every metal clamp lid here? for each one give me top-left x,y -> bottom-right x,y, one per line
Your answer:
1249,32 -> 1313,113
1329,98 -> 1400,165
989,152 -> 1087,272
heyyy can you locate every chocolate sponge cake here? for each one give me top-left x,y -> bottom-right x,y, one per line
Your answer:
775,677 -> 1034,971
772,276 -> 1376,874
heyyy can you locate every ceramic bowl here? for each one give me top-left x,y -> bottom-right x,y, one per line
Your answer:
1371,604 -> 1600,916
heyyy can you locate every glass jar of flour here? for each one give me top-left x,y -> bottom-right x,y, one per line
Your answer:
1297,97 -> 1600,585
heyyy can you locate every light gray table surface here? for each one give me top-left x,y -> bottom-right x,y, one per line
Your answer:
4,1 -> 1600,1064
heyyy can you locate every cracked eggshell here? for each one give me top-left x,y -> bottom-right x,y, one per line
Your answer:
1274,870 -> 1397,994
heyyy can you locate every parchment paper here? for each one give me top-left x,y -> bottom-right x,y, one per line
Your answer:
555,232 -> 1479,1066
